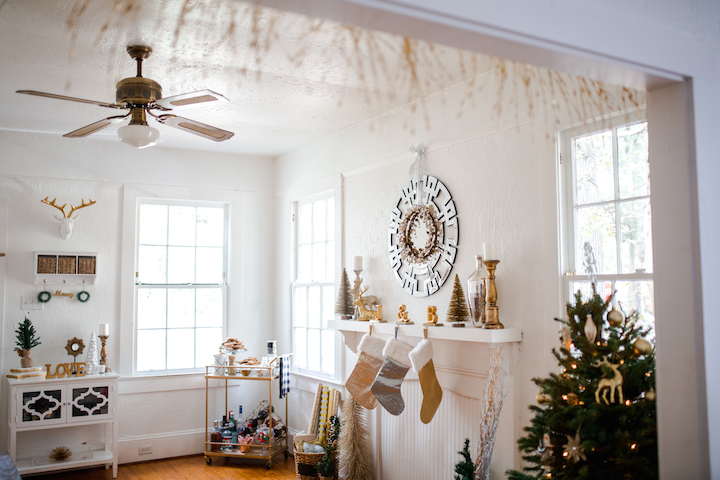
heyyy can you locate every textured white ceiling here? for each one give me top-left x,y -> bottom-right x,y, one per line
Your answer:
0,0 -> 486,156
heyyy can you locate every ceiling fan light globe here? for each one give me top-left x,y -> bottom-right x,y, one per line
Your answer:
117,125 -> 159,149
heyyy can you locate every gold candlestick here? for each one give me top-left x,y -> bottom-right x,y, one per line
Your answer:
483,260 -> 504,329
99,335 -> 111,372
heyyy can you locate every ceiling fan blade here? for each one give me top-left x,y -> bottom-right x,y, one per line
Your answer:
63,115 -> 129,138
154,90 -> 228,111
156,114 -> 234,142
16,90 -> 124,109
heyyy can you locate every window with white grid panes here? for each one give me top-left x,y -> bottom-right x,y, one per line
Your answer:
135,201 -> 228,374
292,195 -> 336,377
561,120 -> 655,337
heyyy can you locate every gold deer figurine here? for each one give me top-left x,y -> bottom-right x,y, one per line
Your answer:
41,197 -> 96,239
353,286 -> 380,322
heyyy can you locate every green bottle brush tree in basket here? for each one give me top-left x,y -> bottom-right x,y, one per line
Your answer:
15,317 -> 42,368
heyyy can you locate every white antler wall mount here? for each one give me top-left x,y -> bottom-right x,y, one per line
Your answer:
41,197 -> 96,239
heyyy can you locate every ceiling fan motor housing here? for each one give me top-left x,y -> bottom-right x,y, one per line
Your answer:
116,77 -> 162,106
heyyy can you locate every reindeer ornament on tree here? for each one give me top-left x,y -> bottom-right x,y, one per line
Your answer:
41,197 -> 96,239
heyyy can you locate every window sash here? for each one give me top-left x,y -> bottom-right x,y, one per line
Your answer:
563,119 -> 650,277
560,115 -> 654,333
134,199 -> 229,376
291,191 -> 339,379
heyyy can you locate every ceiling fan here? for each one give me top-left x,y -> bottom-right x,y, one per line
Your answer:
16,45 -> 234,149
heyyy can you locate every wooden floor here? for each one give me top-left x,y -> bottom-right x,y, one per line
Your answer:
24,454 -> 297,480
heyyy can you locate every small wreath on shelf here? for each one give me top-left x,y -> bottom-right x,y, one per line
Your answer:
397,204 -> 442,265
77,291 -> 90,303
38,291 -> 52,303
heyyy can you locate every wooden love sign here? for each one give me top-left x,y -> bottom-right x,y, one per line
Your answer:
45,362 -> 87,378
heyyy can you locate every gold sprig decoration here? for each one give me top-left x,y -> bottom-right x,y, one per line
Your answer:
57,0 -> 645,139
50,446 -> 71,461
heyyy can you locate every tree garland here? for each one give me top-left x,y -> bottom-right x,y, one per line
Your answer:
398,204 -> 442,265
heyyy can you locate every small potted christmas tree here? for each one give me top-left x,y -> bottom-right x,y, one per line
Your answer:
15,317 -> 41,368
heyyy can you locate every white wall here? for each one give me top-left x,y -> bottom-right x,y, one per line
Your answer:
263,0 -> 720,476
0,131 -> 277,463
275,68 -> 637,477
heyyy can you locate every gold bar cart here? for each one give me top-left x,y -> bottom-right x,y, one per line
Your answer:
203,356 -> 291,469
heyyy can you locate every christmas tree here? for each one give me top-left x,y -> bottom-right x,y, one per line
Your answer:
507,288 -> 657,480
454,439 -> 474,480
447,274 -> 470,325
336,268 -> 354,318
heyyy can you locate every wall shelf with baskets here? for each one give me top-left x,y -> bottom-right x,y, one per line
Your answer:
34,252 -> 98,285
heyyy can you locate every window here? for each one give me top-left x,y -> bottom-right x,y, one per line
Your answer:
292,193 -> 337,378
560,119 -> 654,334
135,200 -> 228,374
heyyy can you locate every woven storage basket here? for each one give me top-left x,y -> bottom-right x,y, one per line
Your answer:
37,255 -> 57,274
293,449 -> 324,480
78,256 -> 96,275
58,256 -> 77,274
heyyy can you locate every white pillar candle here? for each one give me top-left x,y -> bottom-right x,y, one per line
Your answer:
483,243 -> 498,261
99,323 -> 109,336
354,256 -> 363,271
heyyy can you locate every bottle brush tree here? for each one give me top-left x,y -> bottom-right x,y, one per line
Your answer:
506,287 -> 657,480
447,274 -> 470,325
336,268 -> 354,318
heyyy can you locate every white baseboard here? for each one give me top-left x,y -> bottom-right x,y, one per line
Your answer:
118,429 -> 205,464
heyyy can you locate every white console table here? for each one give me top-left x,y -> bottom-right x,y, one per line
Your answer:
7,373 -> 119,478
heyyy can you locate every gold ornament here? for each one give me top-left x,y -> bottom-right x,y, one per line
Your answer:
607,307 -> 625,327
563,431 -> 586,463
633,338 -> 652,356
536,392 -> 549,404
566,392 -> 579,405
645,388 -> 656,401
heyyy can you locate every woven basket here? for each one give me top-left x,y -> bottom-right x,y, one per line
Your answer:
78,256 -> 96,275
293,449 -> 324,480
37,255 -> 57,274
58,256 -> 77,274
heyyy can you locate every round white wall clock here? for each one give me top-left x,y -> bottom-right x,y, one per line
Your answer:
388,175 -> 459,297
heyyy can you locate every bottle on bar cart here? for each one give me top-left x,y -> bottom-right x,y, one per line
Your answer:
210,420 -> 222,452
221,416 -> 232,451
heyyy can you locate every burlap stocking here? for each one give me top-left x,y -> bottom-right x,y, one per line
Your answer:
346,334 -> 385,409
371,338 -> 413,415
409,338 -> 443,423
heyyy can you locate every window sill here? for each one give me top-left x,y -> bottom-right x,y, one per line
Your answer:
291,370 -> 344,394
119,371 -> 212,395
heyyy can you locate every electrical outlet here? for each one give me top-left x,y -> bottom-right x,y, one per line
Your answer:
138,445 -> 152,455
21,295 -> 44,310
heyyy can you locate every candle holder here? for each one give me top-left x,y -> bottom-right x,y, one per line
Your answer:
353,269 -> 362,320
99,335 -> 111,372
483,260 -> 504,329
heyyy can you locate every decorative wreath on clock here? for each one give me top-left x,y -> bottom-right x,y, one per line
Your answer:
397,204 -> 442,265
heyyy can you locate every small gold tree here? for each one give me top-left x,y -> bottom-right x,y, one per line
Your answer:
335,268 -> 354,318
447,274 -> 470,326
